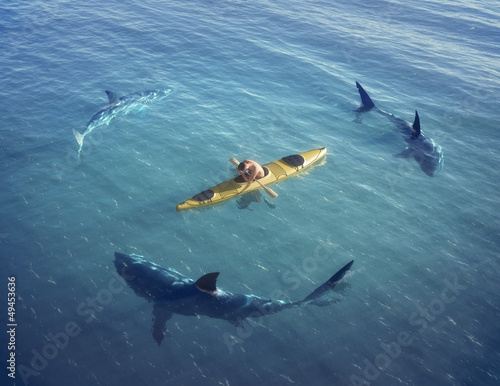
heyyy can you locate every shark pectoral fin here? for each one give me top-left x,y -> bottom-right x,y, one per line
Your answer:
394,148 -> 415,158
195,272 -> 220,295
152,304 -> 173,346
105,90 -> 119,105
411,110 -> 421,138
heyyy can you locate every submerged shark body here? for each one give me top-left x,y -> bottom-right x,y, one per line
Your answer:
355,82 -> 443,177
114,252 -> 353,345
73,89 -> 171,157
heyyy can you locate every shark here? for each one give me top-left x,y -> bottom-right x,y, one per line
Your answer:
355,81 -> 443,177
73,89 -> 171,157
114,252 -> 353,345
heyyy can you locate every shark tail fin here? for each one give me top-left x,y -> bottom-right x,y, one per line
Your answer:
300,260 -> 354,304
73,129 -> 84,146
355,81 -> 375,112
411,110 -> 421,138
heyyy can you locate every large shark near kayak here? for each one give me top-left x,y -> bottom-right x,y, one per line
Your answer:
73,89 -> 171,157
114,252 -> 353,345
354,81 -> 443,177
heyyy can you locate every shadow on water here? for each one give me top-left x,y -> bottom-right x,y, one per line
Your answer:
236,190 -> 277,211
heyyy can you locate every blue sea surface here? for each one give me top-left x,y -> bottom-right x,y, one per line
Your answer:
1,0 -> 499,385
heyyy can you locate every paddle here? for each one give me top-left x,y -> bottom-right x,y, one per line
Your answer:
229,158 -> 278,198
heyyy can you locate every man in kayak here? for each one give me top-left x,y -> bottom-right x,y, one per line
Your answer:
237,160 -> 266,184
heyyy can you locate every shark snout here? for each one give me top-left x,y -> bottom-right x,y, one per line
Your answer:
114,251 -> 130,261
114,252 -> 137,281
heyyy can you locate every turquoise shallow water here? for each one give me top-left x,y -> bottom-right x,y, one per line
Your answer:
1,0 -> 499,385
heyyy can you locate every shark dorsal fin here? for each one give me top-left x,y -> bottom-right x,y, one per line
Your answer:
411,110 -> 421,139
195,272 -> 219,294
105,91 -> 119,105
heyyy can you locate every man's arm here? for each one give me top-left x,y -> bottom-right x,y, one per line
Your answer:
238,168 -> 251,184
245,166 -> 258,184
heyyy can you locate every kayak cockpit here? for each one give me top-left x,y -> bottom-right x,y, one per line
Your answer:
233,167 -> 270,183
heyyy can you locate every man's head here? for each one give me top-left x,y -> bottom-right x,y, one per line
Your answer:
237,162 -> 247,172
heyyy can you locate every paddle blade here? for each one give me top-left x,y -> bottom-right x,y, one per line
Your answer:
229,158 -> 239,166
263,186 -> 278,198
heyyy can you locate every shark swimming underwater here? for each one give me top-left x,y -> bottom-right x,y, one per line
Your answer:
114,252 -> 354,345
355,81 -> 443,177
73,89 -> 171,157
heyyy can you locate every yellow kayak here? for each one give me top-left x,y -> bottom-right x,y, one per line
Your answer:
176,147 -> 327,211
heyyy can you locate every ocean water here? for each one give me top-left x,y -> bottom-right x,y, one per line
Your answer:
1,0 -> 499,385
